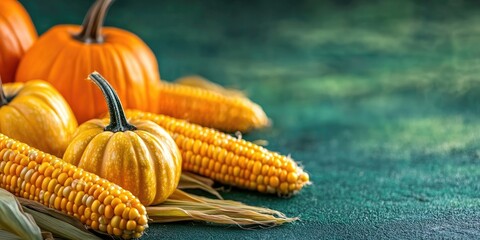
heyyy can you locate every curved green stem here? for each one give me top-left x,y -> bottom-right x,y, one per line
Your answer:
74,0 -> 114,43
88,72 -> 136,132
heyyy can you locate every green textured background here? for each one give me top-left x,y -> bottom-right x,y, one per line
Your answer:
19,0 -> 480,239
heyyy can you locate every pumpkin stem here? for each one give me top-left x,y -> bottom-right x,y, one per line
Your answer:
74,0 -> 114,43
88,72 -> 136,132
0,77 -> 9,106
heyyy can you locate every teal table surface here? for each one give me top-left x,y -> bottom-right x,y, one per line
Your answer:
20,0 -> 480,239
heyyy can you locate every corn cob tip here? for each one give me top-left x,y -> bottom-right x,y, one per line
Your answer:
251,101 -> 271,129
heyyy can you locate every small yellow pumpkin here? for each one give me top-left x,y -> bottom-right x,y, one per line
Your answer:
0,79 -> 77,157
63,72 -> 182,206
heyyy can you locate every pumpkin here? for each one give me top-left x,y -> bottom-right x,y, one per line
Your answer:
0,78 -> 77,157
15,0 -> 159,123
0,0 -> 37,83
63,72 -> 181,206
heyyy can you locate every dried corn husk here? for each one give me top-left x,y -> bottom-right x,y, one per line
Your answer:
166,173 -> 297,227
178,172 -> 223,199
19,198 -> 102,240
0,230 -> 22,240
147,189 -> 297,227
0,189 -> 42,240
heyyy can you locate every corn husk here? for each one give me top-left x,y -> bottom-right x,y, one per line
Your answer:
158,172 -> 297,227
0,230 -> 23,240
175,75 -> 246,98
19,198 -> 102,240
178,172 -> 223,199
0,230 -> 53,240
0,189 -> 42,240
147,189 -> 297,227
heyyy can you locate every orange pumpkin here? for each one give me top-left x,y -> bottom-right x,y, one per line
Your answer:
0,0 -> 37,83
15,0 -> 159,123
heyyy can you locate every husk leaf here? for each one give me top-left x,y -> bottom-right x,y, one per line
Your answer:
22,208 -> 103,240
147,189 -> 297,228
0,189 -> 42,240
0,229 -> 23,240
178,172 -> 223,199
18,198 -> 102,240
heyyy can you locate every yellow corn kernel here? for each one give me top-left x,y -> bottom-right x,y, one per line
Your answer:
111,215 -> 121,228
98,204 -> 105,215
103,195 -> 114,205
112,227 -> 122,236
122,207 -> 131,220
105,205 -> 114,219
128,208 -> 139,220
126,110 -> 310,196
119,219 -> 127,230
113,202 -> 125,215
0,134 -> 148,239
126,220 -> 137,231
111,198 -> 122,208
91,200 -> 101,213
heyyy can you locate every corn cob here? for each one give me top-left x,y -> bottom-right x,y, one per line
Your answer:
0,133 -> 148,239
175,75 -> 247,98
153,81 -> 270,133
126,110 -> 310,196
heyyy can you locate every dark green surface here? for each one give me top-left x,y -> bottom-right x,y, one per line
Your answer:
20,0 -> 480,239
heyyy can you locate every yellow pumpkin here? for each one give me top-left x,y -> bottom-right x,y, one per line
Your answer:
0,79 -> 77,157
63,72 -> 182,206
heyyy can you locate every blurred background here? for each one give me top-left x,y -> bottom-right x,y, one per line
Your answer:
20,0 -> 480,238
